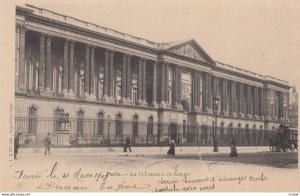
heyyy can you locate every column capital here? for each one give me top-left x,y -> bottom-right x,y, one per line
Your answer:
16,24 -> 26,33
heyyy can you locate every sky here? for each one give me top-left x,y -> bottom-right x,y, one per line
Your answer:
15,0 -> 300,87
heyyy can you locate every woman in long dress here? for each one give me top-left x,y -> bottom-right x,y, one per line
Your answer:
167,140 -> 175,157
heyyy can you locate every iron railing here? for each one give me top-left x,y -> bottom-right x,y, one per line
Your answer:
15,117 -> 275,148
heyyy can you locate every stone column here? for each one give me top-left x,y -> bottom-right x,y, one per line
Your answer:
192,71 -> 196,110
213,76 -> 219,113
165,64 -> 169,106
15,25 -> 20,87
38,33 -> 45,91
121,54 -> 127,103
137,58 -> 143,104
126,55 -> 132,102
231,81 -> 237,116
17,24 -> 26,91
89,46 -> 96,99
152,62 -> 157,107
221,79 -> 228,115
68,40 -> 75,96
204,73 -> 212,113
160,62 -> 166,107
62,39 -> 69,94
44,34 -> 52,93
84,45 -> 90,95
172,65 -> 178,108
103,50 -> 109,100
238,83 -> 245,117
109,51 -> 115,100
198,72 -> 203,111
246,85 -> 252,118
254,87 -> 259,118
142,59 -> 147,104
260,88 -> 264,119
196,72 -> 199,109
178,67 -> 182,109
250,86 -> 254,117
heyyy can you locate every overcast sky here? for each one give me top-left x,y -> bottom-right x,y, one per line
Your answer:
16,0 -> 300,87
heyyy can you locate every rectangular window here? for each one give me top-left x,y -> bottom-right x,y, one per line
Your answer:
132,87 -> 137,103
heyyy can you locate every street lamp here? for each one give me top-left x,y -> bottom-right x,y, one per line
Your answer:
213,95 -> 220,152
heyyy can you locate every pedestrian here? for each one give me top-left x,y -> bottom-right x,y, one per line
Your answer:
14,133 -> 21,160
167,140 -> 175,157
44,133 -> 51,155
229,136 -> 238,157
124,136 -> 132,152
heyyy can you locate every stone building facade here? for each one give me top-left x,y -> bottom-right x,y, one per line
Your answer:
15,5 -> 291,146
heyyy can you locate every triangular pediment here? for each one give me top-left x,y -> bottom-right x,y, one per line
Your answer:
166,39 -> 215,65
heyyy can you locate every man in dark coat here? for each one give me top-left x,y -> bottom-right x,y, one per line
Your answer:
44,133 -> 51,155
229,136 -> 238,157
167,140 -> 175,157
124,136 -> 132,152
14,133 -> 21,160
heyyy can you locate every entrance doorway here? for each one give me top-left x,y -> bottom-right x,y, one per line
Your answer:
170,123 -> 177,141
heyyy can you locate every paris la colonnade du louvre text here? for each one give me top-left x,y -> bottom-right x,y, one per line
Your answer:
15,4 -> 291,147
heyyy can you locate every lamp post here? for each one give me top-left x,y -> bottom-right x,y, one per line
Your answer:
213,95 -> 220,152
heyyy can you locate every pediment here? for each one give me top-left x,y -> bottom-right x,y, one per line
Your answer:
166,39 -> 215,65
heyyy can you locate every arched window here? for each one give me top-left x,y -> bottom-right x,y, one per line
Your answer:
132,115 -> 138,137
28,106 -> 37,134
97,112 -> 104,136
116,114 -> 123,137
54,108 -> 64,131
77,110 -> 84,136
147,116 -> 154,138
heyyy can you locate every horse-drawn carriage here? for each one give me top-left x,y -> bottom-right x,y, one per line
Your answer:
270,124 -> 298,152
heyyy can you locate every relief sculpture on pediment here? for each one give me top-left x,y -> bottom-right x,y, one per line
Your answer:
170,44 -> 206,62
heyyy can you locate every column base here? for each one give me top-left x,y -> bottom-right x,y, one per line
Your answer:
221,111 -> 229,116
192,106 -> 202,112
62,91 -> 75,99
246,114 -> 252,118
237,113 -> 245,118
151,101 -> 158,108
119,97 -> 127,104
141,100 -> 148,106
15,85 -> 27,93
174,103 -> 183,110
254,115 -> 259,119
102,95 -> 115,103
84,93 -> 96,100
159,101 -> 166,108
165,102 -> 171,108
205,107 -> 213,114
136,99 -> 147,106
39,89 -> 53,96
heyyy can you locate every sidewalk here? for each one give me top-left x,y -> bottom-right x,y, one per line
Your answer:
19,146 -> 271,156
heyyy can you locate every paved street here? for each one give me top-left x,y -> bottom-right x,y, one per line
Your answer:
16,150 -> 298,169
10,150 -> 298,192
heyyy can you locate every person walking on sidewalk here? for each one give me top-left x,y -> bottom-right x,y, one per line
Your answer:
14,133 -> 21,160
44,133 -> 51,155
229,136 -> 238,157
124,136 -> 132,152
167,140 -> 176,157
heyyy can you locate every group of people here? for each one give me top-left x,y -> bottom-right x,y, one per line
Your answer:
14,132 -> 52,160
166,136 -> 238,158
14,133 -> 238,159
